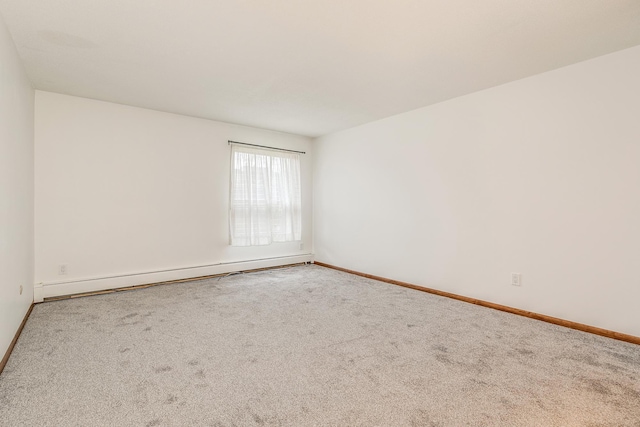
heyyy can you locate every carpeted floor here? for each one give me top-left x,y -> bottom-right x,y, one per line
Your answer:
1,265 -> 639,426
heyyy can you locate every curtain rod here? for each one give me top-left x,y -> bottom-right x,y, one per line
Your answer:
228,140 -> 306,154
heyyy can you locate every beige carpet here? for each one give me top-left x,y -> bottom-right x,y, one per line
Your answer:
1,264 -> 639,426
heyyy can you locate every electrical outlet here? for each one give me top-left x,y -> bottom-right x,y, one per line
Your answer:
299,242 -> 304,250
511,273 -> 522,286
19,285 -> 23,295
59,264 -> 68,275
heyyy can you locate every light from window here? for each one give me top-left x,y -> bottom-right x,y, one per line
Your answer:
229,144 -> 301,246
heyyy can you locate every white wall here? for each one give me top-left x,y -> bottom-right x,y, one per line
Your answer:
0,13 -> 34,358
35,92 -> 312,297
314,45 -> 640,337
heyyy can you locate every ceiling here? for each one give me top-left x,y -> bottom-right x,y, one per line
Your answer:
1,1 -> 640,137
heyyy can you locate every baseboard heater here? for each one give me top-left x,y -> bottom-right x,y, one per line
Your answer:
36,254 -> 314,302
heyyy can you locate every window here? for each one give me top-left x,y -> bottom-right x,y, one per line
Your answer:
229,144 -> 302,246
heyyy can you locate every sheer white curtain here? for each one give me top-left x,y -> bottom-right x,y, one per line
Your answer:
229,144 -> 302,246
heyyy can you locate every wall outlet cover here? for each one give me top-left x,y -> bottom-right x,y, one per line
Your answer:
511,273 -> 522,286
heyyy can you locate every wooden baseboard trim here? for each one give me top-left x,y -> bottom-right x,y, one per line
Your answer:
44,262 -> 309,302
314,261 -> 640,346
0,303 -> 34,376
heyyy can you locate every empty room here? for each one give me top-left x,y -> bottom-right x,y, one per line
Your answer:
1,1 -> 639,426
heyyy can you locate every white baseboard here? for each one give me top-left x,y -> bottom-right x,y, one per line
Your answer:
41,254 -> 314,299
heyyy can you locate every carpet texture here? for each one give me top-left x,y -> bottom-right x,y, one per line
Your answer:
1,265 -> 639,426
